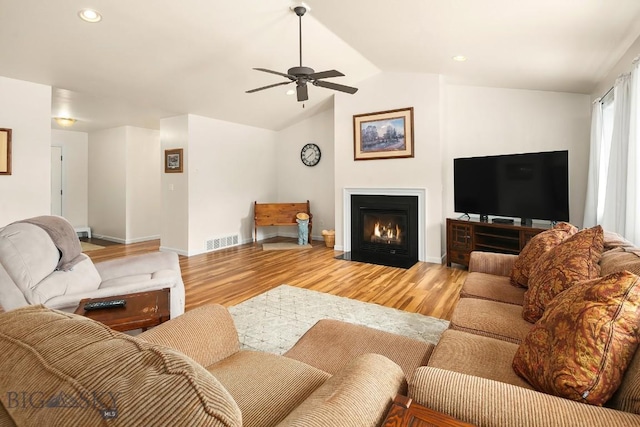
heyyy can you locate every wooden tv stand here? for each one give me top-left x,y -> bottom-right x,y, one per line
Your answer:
446,218 -> 549,267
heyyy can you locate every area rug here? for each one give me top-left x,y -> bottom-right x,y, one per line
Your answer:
228,285 -> 449,355
262,242 -> 312,251
80,241 -> 105,252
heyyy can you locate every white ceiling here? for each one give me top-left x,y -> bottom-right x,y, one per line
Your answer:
1,0 -> 640,133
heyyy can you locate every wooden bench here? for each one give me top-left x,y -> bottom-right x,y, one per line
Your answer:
254,201 -> 313,243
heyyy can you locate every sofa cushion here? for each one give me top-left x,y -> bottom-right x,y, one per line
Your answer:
284,318 -> 435,378
601,247 -> 640,276
523,225 -> 604,323
29,255 -> 101,304
450,298 -> 533,344
207,350 -> 330,427
461,272 -> 526,305
278,353 -> 405,427
604,230 -> 636,251
513,271 -> 640,406
510,222 -> 577,288
428,329 -> 532,389
608,338 -> 640,414
0,305 -> 241,426
0,223 -> 60,301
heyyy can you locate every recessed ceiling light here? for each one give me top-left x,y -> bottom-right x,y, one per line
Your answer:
286,89 -> 296,96
78,9 -> 102,23
452,55 -> 467,62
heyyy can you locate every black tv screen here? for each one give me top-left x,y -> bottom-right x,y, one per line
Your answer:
454,150 -> 569,222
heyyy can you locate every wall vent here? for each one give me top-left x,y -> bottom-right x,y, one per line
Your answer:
205,234 -> 240,252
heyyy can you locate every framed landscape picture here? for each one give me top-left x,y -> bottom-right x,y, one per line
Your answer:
164,148 -> 183,173
0,128 -> 11,175
353,107 -> 414,161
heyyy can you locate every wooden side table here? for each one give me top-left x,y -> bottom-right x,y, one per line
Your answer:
381,395 -> 475,427
74,288 -> 170,332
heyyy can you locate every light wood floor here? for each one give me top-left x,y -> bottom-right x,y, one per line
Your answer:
85,237 -> 467,321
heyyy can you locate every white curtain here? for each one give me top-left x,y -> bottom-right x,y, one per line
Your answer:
625,60 -> 640,244
600,60 -> 640,243
583,99 -> 603,228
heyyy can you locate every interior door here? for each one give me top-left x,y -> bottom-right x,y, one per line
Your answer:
51,146 -> 62,216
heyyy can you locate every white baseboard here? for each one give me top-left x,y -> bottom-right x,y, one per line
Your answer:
93,234 -> 160,245
159,246 -> 189,256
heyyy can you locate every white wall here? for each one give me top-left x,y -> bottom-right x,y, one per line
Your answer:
187,114 -> 277,255
442,84 -> 592,235
0,76 -> 51,226
276,107 -> 335,240
333,72 -> 443,262
89,127 -> 127,240
126,126 -> 160,242
51,129 -> 88,228
160,116 -> 189,253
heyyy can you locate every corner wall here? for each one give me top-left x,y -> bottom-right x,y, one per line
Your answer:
276,107 -> 335,240
0,76 -> 51,226
160,114 -> 277,255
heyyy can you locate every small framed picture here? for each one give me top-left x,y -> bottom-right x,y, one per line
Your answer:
353,107 -> 414,161
0,128 -> 11,175
164,148 -> 183,173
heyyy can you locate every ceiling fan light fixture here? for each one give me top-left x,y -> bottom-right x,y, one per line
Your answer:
286,89 -> 296,96
78,9 -> 102,23
452,55 -> 467,62
54,117 -> 77,127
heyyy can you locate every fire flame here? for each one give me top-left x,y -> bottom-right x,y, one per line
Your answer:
374,222 -> 401,240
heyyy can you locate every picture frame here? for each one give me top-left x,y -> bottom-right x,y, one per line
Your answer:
353,107 -> 414,161
164,148 -> 183,173
0,128 -> 12,175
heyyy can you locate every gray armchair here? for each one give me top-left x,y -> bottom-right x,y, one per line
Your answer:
0,216 -> 185,317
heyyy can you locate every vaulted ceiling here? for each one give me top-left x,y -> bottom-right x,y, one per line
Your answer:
1,0 -> 639,133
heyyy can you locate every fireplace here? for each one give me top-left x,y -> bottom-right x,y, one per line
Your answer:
348,194 -> 418,268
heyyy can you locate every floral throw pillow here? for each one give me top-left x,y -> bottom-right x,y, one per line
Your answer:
510,222 -> 578,288
522,225 -> 604,323
513,271 -> 640,406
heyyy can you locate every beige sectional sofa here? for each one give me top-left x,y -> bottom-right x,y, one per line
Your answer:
0,304 -> 423,426
408,230 -> 640,426
0,216 -> 185,317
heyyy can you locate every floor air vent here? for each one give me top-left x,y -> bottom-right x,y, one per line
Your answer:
206,234 -> 240,252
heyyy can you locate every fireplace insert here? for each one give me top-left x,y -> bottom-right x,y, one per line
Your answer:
348,194 -> 418,268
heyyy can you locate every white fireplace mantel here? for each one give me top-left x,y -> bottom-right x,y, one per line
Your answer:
343,187 -> 427,262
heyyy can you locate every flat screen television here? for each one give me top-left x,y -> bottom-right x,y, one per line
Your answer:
453,150 -> 569,224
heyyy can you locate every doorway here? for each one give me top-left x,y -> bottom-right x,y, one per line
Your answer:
51,146 -> 62,216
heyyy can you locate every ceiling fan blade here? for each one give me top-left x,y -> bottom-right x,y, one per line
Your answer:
246,81 -> 293,93
308,70 -> 344,80
313,80 -> 358,94
253,68 -> 295,80
297,84 -> 308,102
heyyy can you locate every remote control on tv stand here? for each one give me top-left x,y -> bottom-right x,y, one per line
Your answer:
83,299 -> 126,311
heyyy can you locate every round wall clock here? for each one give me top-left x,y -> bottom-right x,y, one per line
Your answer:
301,143 -> 321,167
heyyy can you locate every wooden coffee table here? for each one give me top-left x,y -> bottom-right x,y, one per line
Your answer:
382,395 -> 475,427
74,288 -> 170,332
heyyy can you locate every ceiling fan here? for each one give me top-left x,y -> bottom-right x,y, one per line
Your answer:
246,5 -> 358,102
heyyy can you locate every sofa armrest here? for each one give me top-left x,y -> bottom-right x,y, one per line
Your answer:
138,304 -> 239,367
468,251 -> 518,276
276,354 -> 405,427
94,251 -> 181,281
409,367 -> 640,427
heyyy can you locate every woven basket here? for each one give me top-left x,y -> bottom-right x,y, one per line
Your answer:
324,235 -> 335,248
